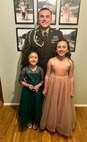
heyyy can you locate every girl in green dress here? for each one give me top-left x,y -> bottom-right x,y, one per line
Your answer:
18,50 -> 44,129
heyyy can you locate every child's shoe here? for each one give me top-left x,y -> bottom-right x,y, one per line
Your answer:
28,123 -> 32,129
33,124 -> 37,130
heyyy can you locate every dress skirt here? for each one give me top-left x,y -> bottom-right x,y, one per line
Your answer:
19,86 -> 43,128
40,74 -> 76,136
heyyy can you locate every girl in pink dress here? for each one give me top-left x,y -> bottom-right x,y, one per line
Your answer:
40,39 -> 76,136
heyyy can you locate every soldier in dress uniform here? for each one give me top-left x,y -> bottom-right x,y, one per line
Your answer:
21,8 -> 64,73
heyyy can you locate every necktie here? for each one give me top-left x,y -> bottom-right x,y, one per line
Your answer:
43,32 -> 48,44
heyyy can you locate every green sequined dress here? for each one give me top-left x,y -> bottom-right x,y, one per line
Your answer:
18,66 -> 44,128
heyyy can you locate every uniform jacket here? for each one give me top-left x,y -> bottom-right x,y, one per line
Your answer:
21,27 -> 63,72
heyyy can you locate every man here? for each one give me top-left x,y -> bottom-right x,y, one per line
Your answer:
21,8 -> 63,73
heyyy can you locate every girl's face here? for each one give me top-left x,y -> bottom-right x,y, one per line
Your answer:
56,41 -> 69,57
28,52 -> 38,66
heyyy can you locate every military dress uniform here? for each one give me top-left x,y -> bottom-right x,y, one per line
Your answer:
21,27 -> 63,73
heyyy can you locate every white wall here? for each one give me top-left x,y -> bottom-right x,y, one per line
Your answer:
0,0 -> 87,105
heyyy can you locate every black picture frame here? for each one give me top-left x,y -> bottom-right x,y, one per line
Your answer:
59,0 -> 81,25
13,0 -> 34,24
59,28 -> 78,52
16,28 -> 33,51
37,0 -> 57,25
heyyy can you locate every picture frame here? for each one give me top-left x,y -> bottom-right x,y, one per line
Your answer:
59,0 -> 81,25
59,28 -> 78,52
16,28 -> 33,51
13,0 -> 34,24
37,0 -> 57,25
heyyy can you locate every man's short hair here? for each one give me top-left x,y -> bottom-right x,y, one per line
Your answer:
38,7 -> 52,17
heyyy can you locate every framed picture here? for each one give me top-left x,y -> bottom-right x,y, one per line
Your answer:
16,28 -> 33,51
59,28 -> 78,52
37,0 -> 57,24
59,0 -> 81,25
13,0 -> 34,24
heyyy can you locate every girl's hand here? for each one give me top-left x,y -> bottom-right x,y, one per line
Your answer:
42,89 -> 47,96
22,81 -> 34,90
28,84 -> 34,90
70,91 -> 74,97
33,85 -> 39,93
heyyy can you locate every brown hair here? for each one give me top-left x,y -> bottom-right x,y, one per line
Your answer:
38,7 -> 52,17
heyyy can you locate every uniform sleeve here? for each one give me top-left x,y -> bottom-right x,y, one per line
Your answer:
58,30 -> 64,40
21,30 -> 33,68
18,68 -> 26,84
39,67 -> 44,84
60,30 -> 64,39
56,29 -> 64,40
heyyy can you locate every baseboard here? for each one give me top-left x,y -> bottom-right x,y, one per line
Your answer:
75,104 -> 87,107
4,103 -> 19,106
3,103 -> 87,107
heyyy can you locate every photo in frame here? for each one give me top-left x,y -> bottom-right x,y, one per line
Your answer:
37,0 -> 57,24
16,28 -> 33,51
59,0 -> 81,25
13,0 -> 34,24
59,28 -> 78,52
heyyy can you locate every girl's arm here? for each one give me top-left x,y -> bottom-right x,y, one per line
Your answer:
33,82 -> 43,93
22,81 -> 34,90
33,67 -> 44,92
43,59 -> 52,96
68,60 -> 74,97
19,68 -> 33,90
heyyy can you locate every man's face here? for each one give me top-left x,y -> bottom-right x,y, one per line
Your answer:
38,10 -> 52,29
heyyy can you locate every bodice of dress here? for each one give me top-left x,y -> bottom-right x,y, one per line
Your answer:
51,57 -> 71,76
19,66 -> 44,85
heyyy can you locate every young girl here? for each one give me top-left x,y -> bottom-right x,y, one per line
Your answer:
18,50 -> 44,129
40,39 -> 76,136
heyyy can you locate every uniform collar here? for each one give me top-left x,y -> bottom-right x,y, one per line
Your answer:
41,28 -> 50,36
36,27 -> 54,42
